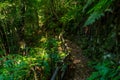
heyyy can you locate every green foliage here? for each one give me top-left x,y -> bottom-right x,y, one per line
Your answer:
87,59 -> 120,80
84,12 -> 104,26
84,0 -> 113,26
0,0 -> 119,79
0,37 -> 66,80
80,0 -> 119,80
0,55 -> 29,80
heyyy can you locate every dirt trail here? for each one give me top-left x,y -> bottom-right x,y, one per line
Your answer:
63,40 -> 92,80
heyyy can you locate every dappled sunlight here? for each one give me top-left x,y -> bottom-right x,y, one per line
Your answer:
0,37 -> 67,79
0,0 -> 119,80
40,37 -> 47,42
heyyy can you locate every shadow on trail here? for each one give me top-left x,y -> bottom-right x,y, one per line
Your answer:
63,40 -> 92,80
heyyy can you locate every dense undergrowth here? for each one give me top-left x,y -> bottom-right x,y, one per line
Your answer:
0,37 -> 66,80
0,0 -> 120,80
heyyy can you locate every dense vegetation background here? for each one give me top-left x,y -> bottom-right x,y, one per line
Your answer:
0,0 -> 120,80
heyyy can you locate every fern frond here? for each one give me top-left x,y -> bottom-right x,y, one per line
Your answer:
87,0 -> 113,14
82,0 -> 95,12
83,0 -> 113,27
84,12 -> 104,27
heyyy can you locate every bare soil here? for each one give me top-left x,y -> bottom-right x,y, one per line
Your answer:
63,40 -> 92,80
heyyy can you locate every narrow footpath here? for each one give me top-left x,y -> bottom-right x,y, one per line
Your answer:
63,40 -> 92,80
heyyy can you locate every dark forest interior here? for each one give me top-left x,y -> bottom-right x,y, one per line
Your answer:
0,0 -> 120,80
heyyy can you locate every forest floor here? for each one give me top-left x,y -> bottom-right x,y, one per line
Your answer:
63,40 -> 92,80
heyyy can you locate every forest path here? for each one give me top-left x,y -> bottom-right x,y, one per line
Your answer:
63,40 -> 92,80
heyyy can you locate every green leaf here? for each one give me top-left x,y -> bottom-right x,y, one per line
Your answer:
87,72 -> 99,80
84,12 -> 104,26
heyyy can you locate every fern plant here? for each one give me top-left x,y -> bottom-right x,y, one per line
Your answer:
87,59 -> 120,80
83,0 -> 113,26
